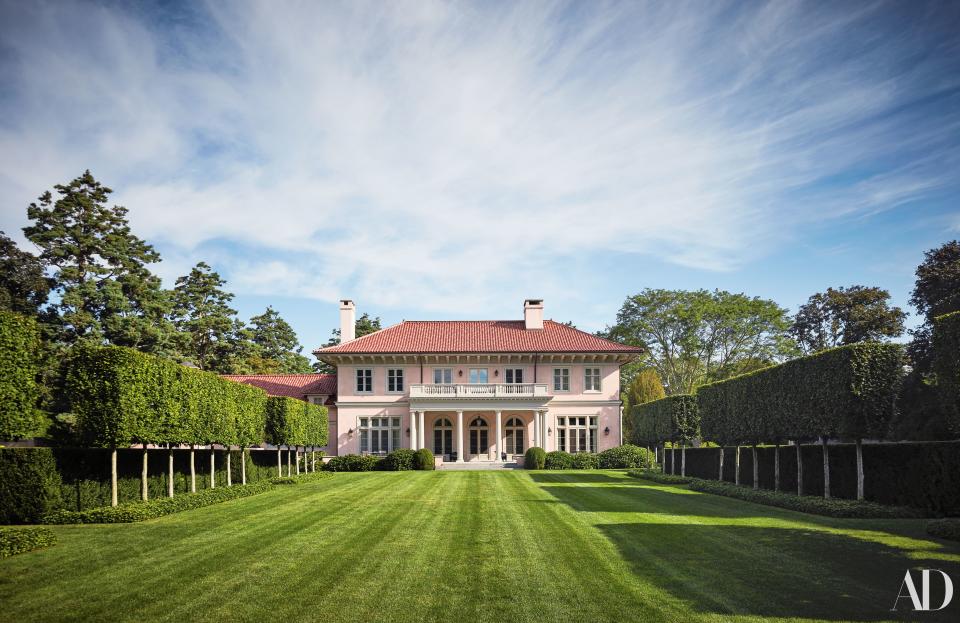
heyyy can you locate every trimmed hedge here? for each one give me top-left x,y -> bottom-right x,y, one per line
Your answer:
524,447 -> 546,470
597,444 -> 655,469
688,478 -> 925,519
571,452 -> 599,469
633,394 -> 699,445
269,472 -> 333,485
0,526 -> 56,558
927,518 -> 960,542
545,451 -> 574,469
380,449 -> 415,471
627,469 -> 693,484
698,343 -> 904,444
43,479 -> 279,524
265,396 -> 328,449
933,311 -> 960,436
413,448 -> 434,470
0,311 -> 46,440
324,454 -> 381,472
670,441 -> 960,515
0,448 -> 63,523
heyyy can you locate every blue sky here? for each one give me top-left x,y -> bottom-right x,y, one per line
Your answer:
1,0 -> 958,359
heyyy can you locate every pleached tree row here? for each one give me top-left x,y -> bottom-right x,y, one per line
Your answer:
633,342 -> 904,500
66,344 -> 328,506
633,394 -> 699,476
266,396 -> 328,477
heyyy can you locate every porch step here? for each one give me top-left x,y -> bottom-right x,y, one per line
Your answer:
438,461 -> 521,471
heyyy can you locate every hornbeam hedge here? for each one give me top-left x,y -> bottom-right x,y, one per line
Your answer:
66,345 -> 268,505
933,311 -> 960,436
0,311 -> 47,440
697,343 -> 904,500
632,394 -> 698,476
265,396 -> 328,478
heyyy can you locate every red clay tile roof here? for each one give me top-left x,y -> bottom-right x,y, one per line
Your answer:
315,320 -> 642,355
222,374 -> 337,399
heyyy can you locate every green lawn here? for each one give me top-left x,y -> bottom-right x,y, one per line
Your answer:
1,471 -> 958,622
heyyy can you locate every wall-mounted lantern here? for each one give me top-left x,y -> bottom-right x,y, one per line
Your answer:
604,427 -> 610,436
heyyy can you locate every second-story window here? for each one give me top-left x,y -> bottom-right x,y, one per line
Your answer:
469,368 -> 488,384
553,367 -> 570,391
356,368 -> 373,393
504,368 -> 523,383
387,369 -> 404,392
434,368 -> 453,384
584,368 -> 601,391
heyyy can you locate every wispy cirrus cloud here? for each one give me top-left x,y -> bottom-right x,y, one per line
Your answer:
1,0 -> 958,319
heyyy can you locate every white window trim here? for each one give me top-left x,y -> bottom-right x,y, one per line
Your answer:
584,367 -> 602,393
355,368 -> 373,394
504,368 -> 524,384
552,367 -> 571,392
433,368 -> 453,384
469,368 -> 489,384
386,368 -> 405,394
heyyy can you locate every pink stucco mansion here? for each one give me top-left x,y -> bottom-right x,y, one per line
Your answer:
227,300 -> 642,463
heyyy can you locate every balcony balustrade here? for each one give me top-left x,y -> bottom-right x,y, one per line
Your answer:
408,383 -> 549,399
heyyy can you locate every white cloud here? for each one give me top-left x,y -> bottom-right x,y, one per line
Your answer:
0,0 -> 957,316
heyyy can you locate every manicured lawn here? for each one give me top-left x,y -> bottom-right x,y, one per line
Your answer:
1,471 -> 958,622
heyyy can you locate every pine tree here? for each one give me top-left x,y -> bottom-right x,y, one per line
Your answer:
248,306 -> 313,373
170,262 -> 239,371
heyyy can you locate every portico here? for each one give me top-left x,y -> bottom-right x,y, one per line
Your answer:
409,404 -> 550,463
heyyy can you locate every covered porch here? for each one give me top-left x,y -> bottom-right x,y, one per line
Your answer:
410,408 -> 549,463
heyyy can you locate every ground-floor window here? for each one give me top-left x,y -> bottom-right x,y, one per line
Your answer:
359,417 -> 401,454
556,416 -> 598,453
433,418 -> 453,456
504,417 -> 525,455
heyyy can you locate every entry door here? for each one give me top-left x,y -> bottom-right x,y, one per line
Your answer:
470,427 -> 489,459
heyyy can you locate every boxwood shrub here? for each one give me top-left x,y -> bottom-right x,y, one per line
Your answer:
524,447 -> 546,470
627,469 -> 693,484
323,454 -> 382,472
544,451 -> 573,470
413,448 -> 435,470
688,478 -> 924,519
0,310 -> 47,440
571,452 -> 599,469
380,449 -> 415,471
0,526 -> 56,558
927,518 -> 960,542
597,444 -> 655,469
269,472 -> 333,485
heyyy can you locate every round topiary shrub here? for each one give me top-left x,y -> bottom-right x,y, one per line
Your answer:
597,444 -> 655,469
381,449 -> 416,471
544,451 -> 573,469
413,448 -> 435,470
571,452 -> 599,469
524,447 -> 546,470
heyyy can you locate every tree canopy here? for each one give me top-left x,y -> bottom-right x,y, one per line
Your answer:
790,285 -> 905,354
170,262 -> 239,371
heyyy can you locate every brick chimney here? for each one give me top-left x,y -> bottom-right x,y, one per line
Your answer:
523,299 -> 544,330
339,299 -> 356,342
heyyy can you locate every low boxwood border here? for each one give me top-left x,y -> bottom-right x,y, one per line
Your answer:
627,469 -> 693,484
43,472 -> 333,524
0,526 -> 56,558
927,518 -> 960,542
687,478 -> 925,519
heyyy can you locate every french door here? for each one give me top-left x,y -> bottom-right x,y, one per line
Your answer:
469,417 -> 489,459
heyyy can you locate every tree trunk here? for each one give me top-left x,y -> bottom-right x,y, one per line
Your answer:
774,444 -> 780,493
821,438 -> 830,499
312,448 -> 316,472
796,442 -> 803,496
210,446 -> 216,489
855,438 -> 864,501
734,446 -> 741,486
718,447 -> 724,481
751,445 -> 759,491
296,447 -> 301,475
168,446 -> 174,498
111,448 -> 118,507
681,443 -> 686,477
654,444 -> 658,465
190,445 -> 196,493
670,444 -> 675,475
226,449 -> 232,487
287,448 -> 292,476
141,442 -> 149,501
241,447 -> 247,485
277,447 -> 282,477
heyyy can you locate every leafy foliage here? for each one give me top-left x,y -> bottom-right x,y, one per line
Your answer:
170,262 -> 239,372
0,448 -> 63,523
697,343 -> 904,444
323,454 -> 381,472
927,518 -> 960,542
790,286 -> 905,354
544,451 -> 574,469
596,444 -> 655,469
932,311 -> 960,435
248,307 -> 314,373
571,452 -> 599,469
381,449 -> 416,471
621,368 -> 665,442
264,396 -> 328,448
626,469 -> 693,484
524,447 -> 546,470
603,289 -> 797,394
0,231 -> 53,317
0,311 -> 48,440
908,240 -> 960,371
632,394 -> 699,446
413,448 -> 435,470
0,527 -> 56,558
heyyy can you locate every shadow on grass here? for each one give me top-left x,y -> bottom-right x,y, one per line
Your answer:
599,522 -> 960,622
528,472 -> 645,485
539,484 -> 746,516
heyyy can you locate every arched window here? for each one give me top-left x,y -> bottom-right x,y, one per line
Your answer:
469,417 -> 489,458
433,418 -> 453,456
505,417 -> 525,455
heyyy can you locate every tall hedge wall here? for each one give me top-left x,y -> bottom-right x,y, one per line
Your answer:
265,396 -> 328,448
0,311 -> 46,440
66,345 -> 269,448
698,343 -> 904,444
933,311 -> 960,436
632,394 -> 699,445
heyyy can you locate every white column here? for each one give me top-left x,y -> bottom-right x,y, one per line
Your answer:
418,411 -> 425,451
456,410 -> 464,462
541,410 -> 549,452
532,411 -> 539,448
410,411 -> 417,450
496,410 -> 503,462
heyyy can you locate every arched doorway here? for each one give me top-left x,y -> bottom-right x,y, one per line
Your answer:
433,418 -> 453,458
505,417 -> 525,455
469,416 -> 490,460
